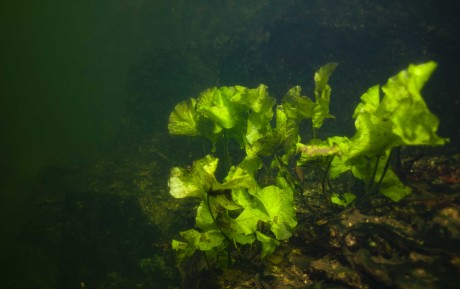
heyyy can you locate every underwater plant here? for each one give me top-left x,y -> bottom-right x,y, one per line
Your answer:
167,61 -> 447,266
167,87 -> 294,265
296,61 -> 448,206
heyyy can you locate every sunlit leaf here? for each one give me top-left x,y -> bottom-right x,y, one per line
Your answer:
195,200 -> 218,232
281,86 -> 315,121
378,168 -> 412,202
381,62 -> 447,146
331,192 -> 356,207
312,63 -> 338,129
180,229 -> 226,251
255,185 -> 297,240
169,155 -> 218,199
168,98 -> 200,136
231,205 -> 268,236
256,232 -> 280,258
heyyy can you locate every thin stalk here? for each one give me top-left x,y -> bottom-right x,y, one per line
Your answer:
373,150 -> 393,195
206,193 -> 233,266
366,155 -> 381,194
223,130 -> 231,171
359,150 -> 393,205
321,155 -> 334,203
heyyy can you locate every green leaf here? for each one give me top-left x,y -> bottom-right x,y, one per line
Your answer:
228,231 -> 256,245
295,136 -> 352,179
169,155 -> 218,199
246,130 -> 283,157
381,62 -> 447,146
194,86 -> 254,149
314,63 -> 338,100
226,189 -> 269,240
329,156 -> 351,179
231,205 -> 268,237
296,136 -> 349,164
350,149 -> 394,186
172,228 -> 226,263
296,142 -> 339,163
195,200 -> 219,232
255,185 -> 297,240
180,229 -> 226,251
312,63 -> 338,129
326,136 -> 352,178
168,98 -> 200,136
349,62 -> 448,162
231,188 -> 255,207
245,92 -> 276,155
275,104 -> 288,131
281,86 -> 315,121
352,84 -> 380,119
241,87 -> 284,157
172,239 -> 195,262
331,192 -> 356,207
349,151 -> 412,201
377,168 -> 412,202
214,195 -> 241,211
273,105 -> 300,160
199,188 -> 264,245
216,156 -> 262,190
197,87 -> 244,129
256,232 -> 280,258
195,191 -> 262,246
233,84 -> 275,115
348,85 -> 398,159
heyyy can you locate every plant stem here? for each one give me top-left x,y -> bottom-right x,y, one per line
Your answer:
205,192 -> 233,266
373,150 -> 393,194
366,155 -> 381,194
321,155 -> 334,203
223,131 -> 231,171
359,150 -> 393,206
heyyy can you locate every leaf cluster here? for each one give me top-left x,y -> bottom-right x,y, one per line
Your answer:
296,62 -> 448,205
166,61 -> 447,267
168,63 -> 338,264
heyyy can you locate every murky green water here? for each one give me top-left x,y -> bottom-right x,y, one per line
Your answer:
1,1 -> 459,288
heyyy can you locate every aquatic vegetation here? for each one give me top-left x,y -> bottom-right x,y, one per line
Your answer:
167,83 -> 302,265
297,62 -> 448,205
167,61 -> 447,266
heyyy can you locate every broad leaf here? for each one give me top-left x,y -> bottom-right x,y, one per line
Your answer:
378,168 -> 412,202
296,142 -> 339,163
274,105 -> 300,160
281,86 -> 315,122
197,87 -> 245,129
312,63 -> 338,129
233,84 -> 275,115
214,195 -> 241,211
349,62 -> 447,161
231,205 -> 268,238
331,192 -> 356,207
168,98 -> 199,136
169,155 -> 218,199
195,200 -> 219,232
256,232 -> 280,258
255,185 -> 297,240
381,62 -> 447,146
216,156 -> 262,190
314,63 -> 338,100
348,85 -> 397,159
180,229 -> 226,252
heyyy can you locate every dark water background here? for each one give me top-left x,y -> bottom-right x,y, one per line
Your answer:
1,0 -> 459,288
